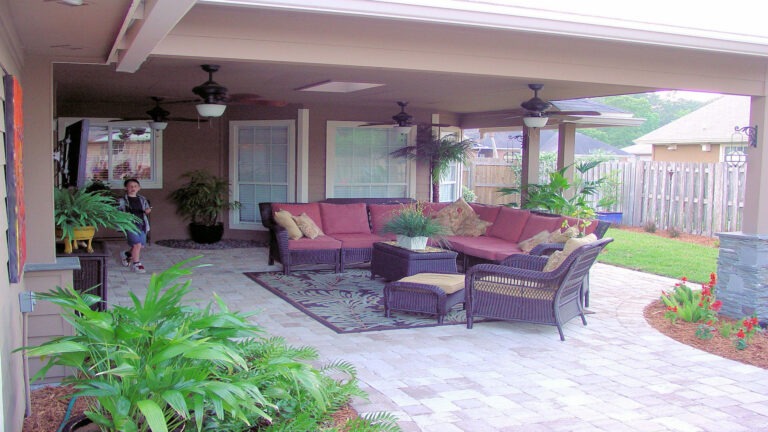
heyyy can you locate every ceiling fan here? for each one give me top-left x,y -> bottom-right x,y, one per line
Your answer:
110,97 -> 205,130
190,64 -> 287,116
509,84 -> 601,128
361,101 -> 452,132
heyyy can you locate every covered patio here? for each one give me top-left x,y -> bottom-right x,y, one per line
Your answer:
106,243 -> 768,431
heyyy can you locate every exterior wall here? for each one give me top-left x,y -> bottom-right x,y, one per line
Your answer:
0,9 -> 27,430
652,144 -> 721,163
57,101 -> 443,242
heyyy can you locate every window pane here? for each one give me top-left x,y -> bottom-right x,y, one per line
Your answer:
234,124 -> 291,224
333,127 -> 407,198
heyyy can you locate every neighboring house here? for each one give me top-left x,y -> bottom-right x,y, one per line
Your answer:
633,95 -> 751,162
473,130 -> 629,159
622,143 -> 653,161
2,2 -> 768,430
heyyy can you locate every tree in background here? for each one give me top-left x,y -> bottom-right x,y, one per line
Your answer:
579,93 -> 707,148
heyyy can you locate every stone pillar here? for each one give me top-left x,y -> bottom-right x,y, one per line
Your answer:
716,233 -> 768,318
716,95 -> 768,320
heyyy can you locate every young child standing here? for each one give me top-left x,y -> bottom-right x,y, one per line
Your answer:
118,178 -> 151,273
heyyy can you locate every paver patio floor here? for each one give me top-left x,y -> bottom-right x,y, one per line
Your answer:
106,242 -> 768,431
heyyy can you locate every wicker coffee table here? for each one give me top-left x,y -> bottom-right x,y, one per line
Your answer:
370,241 -> 458,281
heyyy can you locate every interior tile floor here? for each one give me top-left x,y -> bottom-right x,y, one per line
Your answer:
105,242 -> 768,432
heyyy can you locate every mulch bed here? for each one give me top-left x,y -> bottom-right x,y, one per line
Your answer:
643,299 -> 768,369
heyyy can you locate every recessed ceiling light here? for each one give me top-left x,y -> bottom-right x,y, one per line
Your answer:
296,80 -> 384,93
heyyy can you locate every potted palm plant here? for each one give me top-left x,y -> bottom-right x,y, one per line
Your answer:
391,129 -> 474,202
382,202 -> 445,250
169,170 -> 240,244
54,187 -> 141,253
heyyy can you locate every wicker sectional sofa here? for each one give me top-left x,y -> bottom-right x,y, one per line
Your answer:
259,198 -> 609,275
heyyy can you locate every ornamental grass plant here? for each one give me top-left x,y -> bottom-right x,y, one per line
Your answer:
381,202 -> 444,238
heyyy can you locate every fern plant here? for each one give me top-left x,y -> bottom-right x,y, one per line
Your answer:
54,187 -> 141,241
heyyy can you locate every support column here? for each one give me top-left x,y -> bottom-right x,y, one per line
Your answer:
717,95 -> 768,320
521,127 -> 540,206
557,123 -> 577,198
22,56 -> 56,264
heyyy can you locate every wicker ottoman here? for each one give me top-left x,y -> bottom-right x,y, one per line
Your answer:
370,241 -> 458,281
384,273 -> 466,324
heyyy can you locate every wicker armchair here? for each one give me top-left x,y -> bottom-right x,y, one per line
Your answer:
465,238 -> 613,341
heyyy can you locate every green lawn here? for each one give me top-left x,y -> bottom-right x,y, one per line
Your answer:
598,227 -> 719,284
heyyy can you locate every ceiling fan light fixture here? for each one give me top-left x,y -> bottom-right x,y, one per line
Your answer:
196,103 -> 226,118
148,121 -> 168,131
523,116 -> 548,128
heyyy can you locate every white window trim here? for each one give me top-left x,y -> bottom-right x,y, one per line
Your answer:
229,120 -> 296,230
325,121 -> 416,198
56,117 -> 163,189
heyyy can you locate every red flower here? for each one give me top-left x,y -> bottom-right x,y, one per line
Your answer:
698,302 -> 703,307
702,286 -> 711,296
737,329 -> 746,339
710,273 -> 717,284
750,317 -> 759,326
681,276 -> 688,282
667,306 -> 678,312
710,300 -> 722,312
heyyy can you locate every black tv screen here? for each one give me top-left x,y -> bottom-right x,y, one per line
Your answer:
61,119 -> 89,188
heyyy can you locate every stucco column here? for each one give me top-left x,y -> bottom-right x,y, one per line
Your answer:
717,95 -> 768,320
22,56 -> 56,264
557,123 -> 577,198
521,126 -> 540,205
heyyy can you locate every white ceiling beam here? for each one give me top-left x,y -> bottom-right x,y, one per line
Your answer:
115,0 -> 197,73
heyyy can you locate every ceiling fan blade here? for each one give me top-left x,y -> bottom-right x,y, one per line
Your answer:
108,117 -> 148,122
166,117 -> 209,122
547,110 -> 601,117
360,122 -> 395,127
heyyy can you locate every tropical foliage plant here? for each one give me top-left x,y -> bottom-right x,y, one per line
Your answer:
169,170 -> 240,226
660,274 -> 721,324
498,160 -> 607,219
391,130 -> 473,202
21,258 -> 401,432
54,187 -> 141,241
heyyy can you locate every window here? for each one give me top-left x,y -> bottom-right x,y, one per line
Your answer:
85,124 -> 162,188
326,122 -> 413,198
230,120 -> 295,228
438,127 -> 464,202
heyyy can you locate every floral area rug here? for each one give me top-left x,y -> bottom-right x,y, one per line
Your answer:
244,269 -> 475,333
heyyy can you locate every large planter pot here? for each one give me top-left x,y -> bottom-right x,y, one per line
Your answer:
56,226 -> 96,254
596,211 -> 623,225
396,235 -> 428,250
189,222 -> 224,244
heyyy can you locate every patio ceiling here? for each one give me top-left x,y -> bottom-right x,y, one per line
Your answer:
5,0 -> 764,125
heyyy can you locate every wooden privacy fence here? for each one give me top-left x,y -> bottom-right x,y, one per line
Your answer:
463,158 -> 746,237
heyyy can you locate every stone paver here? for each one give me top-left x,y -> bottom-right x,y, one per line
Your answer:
106,242 -> 768,431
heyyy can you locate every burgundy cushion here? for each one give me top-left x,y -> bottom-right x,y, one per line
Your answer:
450,236 -> 524,261
368,204 -> 404,235
273,203 -> 322,230
564,217 -> 598,236
319,203 -> 371,234
469,203 -> 501,223
332,233 -> 388,248
287,235 -> 342,250
519,214 -> 565,241
487,207 -> 531,242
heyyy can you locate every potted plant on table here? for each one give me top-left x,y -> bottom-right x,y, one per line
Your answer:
382,202 -> 445,250
54,187 -> 141,253
169,170 -> 240,244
